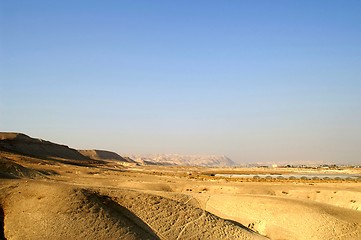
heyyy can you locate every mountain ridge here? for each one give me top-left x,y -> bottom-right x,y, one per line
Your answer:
131,153 -> 236,167
0,133 -> 236,167
0,132 -> 89,161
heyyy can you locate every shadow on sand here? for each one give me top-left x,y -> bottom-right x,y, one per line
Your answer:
0,206 -> 6,240
85,191 -> 160,239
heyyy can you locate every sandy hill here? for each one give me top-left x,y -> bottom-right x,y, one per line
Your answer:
0,181 -> 266,240
0,132 -> 90,161
0,149 -> 61,179
132,154 -> 236,167
0,157 -> 45,179
79,150 -> 136,163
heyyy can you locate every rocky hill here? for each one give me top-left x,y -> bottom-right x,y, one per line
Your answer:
79,150 -> 136,163
0,132 -> 89,161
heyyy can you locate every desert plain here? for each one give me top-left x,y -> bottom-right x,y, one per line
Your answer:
1,133 -> 361,240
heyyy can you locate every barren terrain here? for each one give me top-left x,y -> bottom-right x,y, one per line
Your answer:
1,133 -> 361,239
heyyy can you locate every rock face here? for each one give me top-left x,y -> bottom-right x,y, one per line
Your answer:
0,132 -> 89,161
79,150 -> 136,163
131,154 -> 236,167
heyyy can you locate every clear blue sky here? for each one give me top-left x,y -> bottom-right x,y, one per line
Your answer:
1,1 -> 361,164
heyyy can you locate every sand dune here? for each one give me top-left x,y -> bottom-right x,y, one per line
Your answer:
0,182 -> 158,240
204,194 -> 361,239
0,181 -> 265,240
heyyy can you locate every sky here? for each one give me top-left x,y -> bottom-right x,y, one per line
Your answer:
1,1 -> 361,164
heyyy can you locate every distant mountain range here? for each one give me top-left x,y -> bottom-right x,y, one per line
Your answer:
0,133 -> 235,167
130,154 -> 236,167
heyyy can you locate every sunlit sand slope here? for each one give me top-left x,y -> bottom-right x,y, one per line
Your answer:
0,181 -> 266,240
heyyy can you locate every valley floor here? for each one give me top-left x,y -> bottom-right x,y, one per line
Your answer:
1,152 -> 361,239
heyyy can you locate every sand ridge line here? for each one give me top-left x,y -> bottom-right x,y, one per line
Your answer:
176,196 -> 205,240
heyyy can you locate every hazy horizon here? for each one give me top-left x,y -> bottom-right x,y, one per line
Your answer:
1,1 -> 361,164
